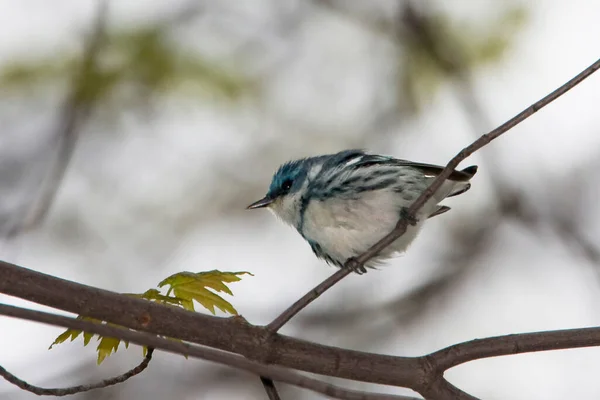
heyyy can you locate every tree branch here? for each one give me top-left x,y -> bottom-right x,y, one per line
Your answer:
430,326 -> 600,371
0,348 -> 153,396
267,267 -> 352,333
0,261 -> 425,388
7,259 -> 600,399
355,56 -> 600,269
0,303 -> 418,400
8,287 -> 600,399
260,376 -> 282,400
266,56 -> 600,332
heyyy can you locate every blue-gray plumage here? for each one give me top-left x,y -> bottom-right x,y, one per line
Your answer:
247,149 -> 477,274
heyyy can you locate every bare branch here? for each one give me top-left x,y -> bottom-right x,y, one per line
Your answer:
266,56 -> 600,332
267,267 -> 351,333
7,255 -> 600,398
430,326 -> 600,371
260,376 -> 282,400
0,303 -> 418,400
356,56 -> 600,270
0,261 -> 426,388
0,348 -> 153,396
420,378 -> 480,400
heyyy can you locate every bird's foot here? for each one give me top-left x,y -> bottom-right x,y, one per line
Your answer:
400,207 -> 418,226
345,257 -> 367,274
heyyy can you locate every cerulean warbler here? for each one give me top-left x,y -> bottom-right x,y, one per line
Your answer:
247,150 -> 477,273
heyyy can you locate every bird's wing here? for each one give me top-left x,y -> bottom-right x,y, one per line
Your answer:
347,152 -> 477,182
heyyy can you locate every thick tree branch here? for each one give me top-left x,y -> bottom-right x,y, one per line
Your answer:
7,260 -> 600,399
0,261 -> 425,388
0,303 -> 417,400
0,348 -> 153,396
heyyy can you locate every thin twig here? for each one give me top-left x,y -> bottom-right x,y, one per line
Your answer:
421,378 -> 480,400
356,57 -> 600,268
267,268 -> 351,332
266,56 -> 600,333
0,348 -> 153,396
0,303 -> 418,400
260,376 -> 282,400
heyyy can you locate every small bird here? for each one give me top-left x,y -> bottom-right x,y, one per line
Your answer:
247,149 -> 477,274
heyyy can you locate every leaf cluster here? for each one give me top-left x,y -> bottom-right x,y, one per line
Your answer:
49,270 -> 251,364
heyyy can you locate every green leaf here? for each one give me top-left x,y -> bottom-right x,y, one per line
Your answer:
48,328 -> 81,349
50,269 -> 251,363
158,270 -> 251,315
96,335 -> 121,365
126,288 -> 184,307
83,331 -> 94,346
49,316 -> 96,349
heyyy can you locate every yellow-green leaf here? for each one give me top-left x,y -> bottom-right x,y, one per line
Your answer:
96,335 -> 121,365
49,316 -> 98,349
126,289 -> 184,307
158,270 -> 251,315
83,331 -> 94,346
50,269 -> 251,362
49,329 -> 81,349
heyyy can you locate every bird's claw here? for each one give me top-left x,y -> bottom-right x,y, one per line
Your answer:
346,257 -> 367,274
400,208 -> 418,226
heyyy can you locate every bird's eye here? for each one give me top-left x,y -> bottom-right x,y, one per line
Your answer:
282,179 -> 293,192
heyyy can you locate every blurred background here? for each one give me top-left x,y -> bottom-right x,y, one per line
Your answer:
1,0 -> 600,399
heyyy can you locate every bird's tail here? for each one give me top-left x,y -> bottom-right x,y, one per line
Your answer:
447,182 -> 471,197
446,165 -> 477,197
428,205 -> 451,218
461,165 -> 478,178
428,165 -> 477,219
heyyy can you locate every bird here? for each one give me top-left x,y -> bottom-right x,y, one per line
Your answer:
247,149 -> 477,274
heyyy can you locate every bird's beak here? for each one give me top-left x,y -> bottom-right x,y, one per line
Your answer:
247,196 -> 274,209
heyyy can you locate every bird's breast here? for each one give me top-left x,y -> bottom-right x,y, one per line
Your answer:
300,191 -> 406,263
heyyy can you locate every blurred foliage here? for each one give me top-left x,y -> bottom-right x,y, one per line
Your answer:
0,25 -> 254,111
49,270 -> 251,364
400,5 -> 527,111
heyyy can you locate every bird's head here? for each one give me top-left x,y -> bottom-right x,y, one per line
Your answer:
247,158 -> 312,226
